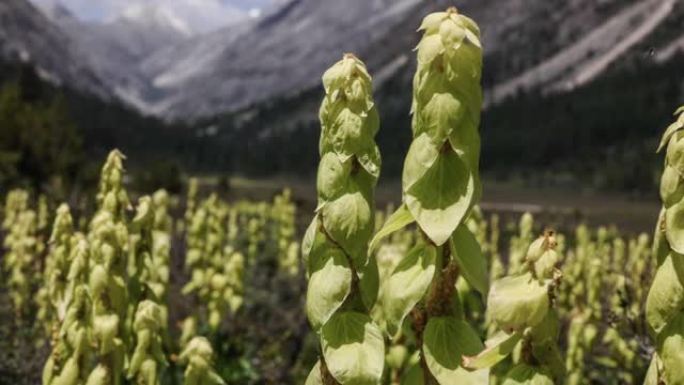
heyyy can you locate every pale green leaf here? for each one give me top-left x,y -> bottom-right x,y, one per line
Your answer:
322,187 -> 373,268
321,312 -> 385,385
317,153 -> 352,203
416,34 -> 444,65
413,69 -> 449,114
322,61 -> 348,95
359,254 -> 379,311
643,355 -> 659,385
422,316 -> 488,385
501,364 -> 554,385
305,361 -> 323,385
422,93 -> 463,146
307,239 -> 352,331
447,113 -> 480,170
402,133 -> 440,192
532,249 -> 559,280
464,29 -> 481,49
657,312 -> 684,385
406,145 -> 475,246
450,224 -> 488,296
456,14 -> 481,38
444,45 -> 483,123
646,253 -> 684,335
301,215 -> 318,272
331,108 -> 365,159
418,12 -> 447,33
658,120 -> 684,153
369,204 -> 415,252
661,165 -> 684,208
666,131 -> 684,173
487,273 -> 550,332
653,208 -> 669,267
438,18 -> 466,50
385,244 -> 436,336
462,330 -> 522,370
666,199 -> 684,254
356,128 -> 382,181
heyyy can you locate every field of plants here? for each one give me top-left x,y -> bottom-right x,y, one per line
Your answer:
1,7 -> 683,385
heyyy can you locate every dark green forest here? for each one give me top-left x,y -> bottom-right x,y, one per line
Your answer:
1,53 -> 683,195
200,53 -> 683,194
0,62 -> 195,194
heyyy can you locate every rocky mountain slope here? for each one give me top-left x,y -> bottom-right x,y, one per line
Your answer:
0,0 -> 110,99
34,0 -> 247,110
136,0 -> 684,119
4,0 -> 683,121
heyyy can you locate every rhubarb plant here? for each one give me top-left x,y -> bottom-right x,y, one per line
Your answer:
303,53 -> 384,385
369,7 -> 487,385
86,149 -> 130,385
38,204 -> 75,341
644,106 -> 684,384
464,230 -> 564,384
179,337 -> 225,385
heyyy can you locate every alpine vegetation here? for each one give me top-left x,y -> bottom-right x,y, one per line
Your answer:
464,230 -> 564,384
4,205 -> 40,319
128,300 -> 167,385
644,106 -> 684,385
303,53 -> 385,385
127,197 -> 169,385
181,194 -> 244,339
36,204 -> 74,338
86,149 -> 131,385
179,337 -> 226,385
2,5 -> 683,385
369,7 -> 486,385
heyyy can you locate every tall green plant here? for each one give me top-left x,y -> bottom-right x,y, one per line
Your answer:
4,208 -> 40,319
2,189 -> 29,230
38,204 -> 75,340
128,300 -> 167,385
126,196 -> 170,385
179,337 -> 225,385
86,149 -> 130,385
43,237 -> 92,385
644,106 -> 684,384
370,7 -> 486,384
303,53 -> 384,385
464,230 -> 564,383
151,190 -> 172,347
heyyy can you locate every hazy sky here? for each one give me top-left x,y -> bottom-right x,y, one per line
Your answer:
30,0 -> 274,32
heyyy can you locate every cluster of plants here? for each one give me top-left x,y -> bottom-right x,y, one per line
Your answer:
298,7 -> 682,385
1,6 -> 683,385
0,151 -> 303,385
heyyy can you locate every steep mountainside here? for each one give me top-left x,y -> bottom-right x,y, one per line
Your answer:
187,0 -> 683,188
10,0 -> 682,120
2,0 -> 683,189
37,2 -> 198,111
35,1 -> 249,110
134,0 -> 683,119
141,0 -> 423,118
0,0 -> 110,99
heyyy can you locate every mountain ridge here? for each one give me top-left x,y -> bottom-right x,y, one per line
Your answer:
4,0 -> 684,121
0,0 -> 111,99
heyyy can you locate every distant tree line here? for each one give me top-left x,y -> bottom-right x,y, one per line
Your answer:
0,51 -> 681,196
202,52 -> 684,194
0,62 -> 195,195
